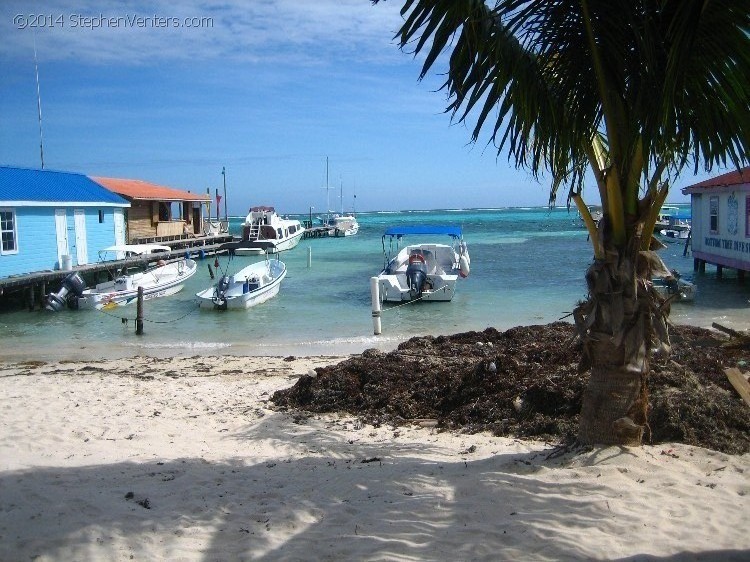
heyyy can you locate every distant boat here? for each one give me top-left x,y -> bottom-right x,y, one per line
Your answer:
376,226 -> 470,303
236,206 -> 305,255
659,228 -> 691,240
576,206 -> 602,227
656,205 -> 691,232
319,157 -> 360,236
326,213 -> 360,236
196,257 -> 286,310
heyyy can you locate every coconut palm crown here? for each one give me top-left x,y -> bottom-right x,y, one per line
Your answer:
375,0 -> 750,444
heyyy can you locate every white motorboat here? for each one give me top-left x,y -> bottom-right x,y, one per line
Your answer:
196,257 -> 286,310
659,227 -> 691,240
325,213 -> 359,236
46,245 -> 197,310
376,226 -> 470,303
236,206 -> 305,254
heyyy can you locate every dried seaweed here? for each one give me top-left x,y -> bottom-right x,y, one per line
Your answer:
272,322 -> 750,454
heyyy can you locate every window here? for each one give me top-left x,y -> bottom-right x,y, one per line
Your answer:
98,209 -> 104,223
709,196 -> 719,233
0,208 -> 18,254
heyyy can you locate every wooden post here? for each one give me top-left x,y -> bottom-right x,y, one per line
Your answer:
370,276 -> 382,335
28,284 -> 35,311
682,229 -> 691,257
136,286 -> 144,335
307,246 -> 312,268
40,281 -> 46,310
208,263 -> 214,279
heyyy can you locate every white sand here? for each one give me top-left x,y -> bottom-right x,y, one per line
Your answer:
1,355 -> 748,561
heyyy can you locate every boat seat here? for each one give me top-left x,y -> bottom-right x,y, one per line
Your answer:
421,250 -> 438,274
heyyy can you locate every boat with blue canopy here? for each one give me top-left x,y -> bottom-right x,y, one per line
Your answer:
377,225 -> 470,302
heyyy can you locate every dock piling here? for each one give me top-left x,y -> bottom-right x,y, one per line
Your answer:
136,286 -> 144,335
370,277 -> 382,335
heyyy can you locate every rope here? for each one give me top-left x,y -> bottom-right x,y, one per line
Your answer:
142,303 -> 201,324
380,292 -> 427,312
96,301 -> 201,324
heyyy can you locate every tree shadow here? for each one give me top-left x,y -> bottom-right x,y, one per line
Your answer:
1,412 -> 745,561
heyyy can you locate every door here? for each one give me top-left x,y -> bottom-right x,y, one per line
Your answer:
74,209 -> 88,265
113,208 -> 126,250
54,209 -> 69,267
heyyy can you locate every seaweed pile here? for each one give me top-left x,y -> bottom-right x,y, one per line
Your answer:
272,322 -> 750,454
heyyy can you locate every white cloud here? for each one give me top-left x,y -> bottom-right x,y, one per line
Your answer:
1,0 -> 407,65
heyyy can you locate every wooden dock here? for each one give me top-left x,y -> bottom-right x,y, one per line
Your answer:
302,222 -> 345,239
0,234 -> 234,310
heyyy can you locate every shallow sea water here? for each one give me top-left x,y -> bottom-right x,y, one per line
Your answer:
1,207 -> 747,361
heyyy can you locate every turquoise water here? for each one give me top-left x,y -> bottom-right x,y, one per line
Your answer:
1,207 -> 748,361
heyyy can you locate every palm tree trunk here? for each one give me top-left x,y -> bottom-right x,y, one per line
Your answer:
578,336 -> 649,445
574,247 -> 654,446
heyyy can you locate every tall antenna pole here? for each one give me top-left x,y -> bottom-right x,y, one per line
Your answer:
221,166 -> 228,221
33,32 -> 45,169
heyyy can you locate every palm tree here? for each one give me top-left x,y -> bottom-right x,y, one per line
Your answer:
374,0 -> 750,444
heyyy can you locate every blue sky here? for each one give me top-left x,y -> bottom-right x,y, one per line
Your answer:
1,1 -> 714,215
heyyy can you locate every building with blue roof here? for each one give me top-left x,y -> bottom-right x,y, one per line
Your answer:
0,166 -> 130,278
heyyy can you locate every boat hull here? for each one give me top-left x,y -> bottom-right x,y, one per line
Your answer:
378,272 -> 458,302
77,259 -> 198,309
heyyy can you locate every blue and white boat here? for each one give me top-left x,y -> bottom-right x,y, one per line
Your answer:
376,226 -> 470,302
196,256 -> 286,310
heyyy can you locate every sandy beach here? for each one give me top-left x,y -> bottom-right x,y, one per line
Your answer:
1,354 -> 749,561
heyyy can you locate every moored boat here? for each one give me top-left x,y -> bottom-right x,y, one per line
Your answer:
46,244 -> 197,311
196,256 -> 286,310
236,206 -> 305,254
325,213 -> 359,236
376,225 -> 470,302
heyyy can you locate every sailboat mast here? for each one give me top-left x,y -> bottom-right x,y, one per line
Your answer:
325,157 -> 330,215
222,166 -> 228,222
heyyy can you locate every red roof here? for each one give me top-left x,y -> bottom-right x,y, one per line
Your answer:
684,166 -> 750,191
92,176 -> 210,202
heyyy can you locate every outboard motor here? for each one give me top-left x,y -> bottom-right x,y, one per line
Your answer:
45,272 -> 86,312
212,274 -> 230,310
405,253 -> 427,298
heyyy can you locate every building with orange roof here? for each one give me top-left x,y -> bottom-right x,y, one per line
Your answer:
92,176 -> 212,243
